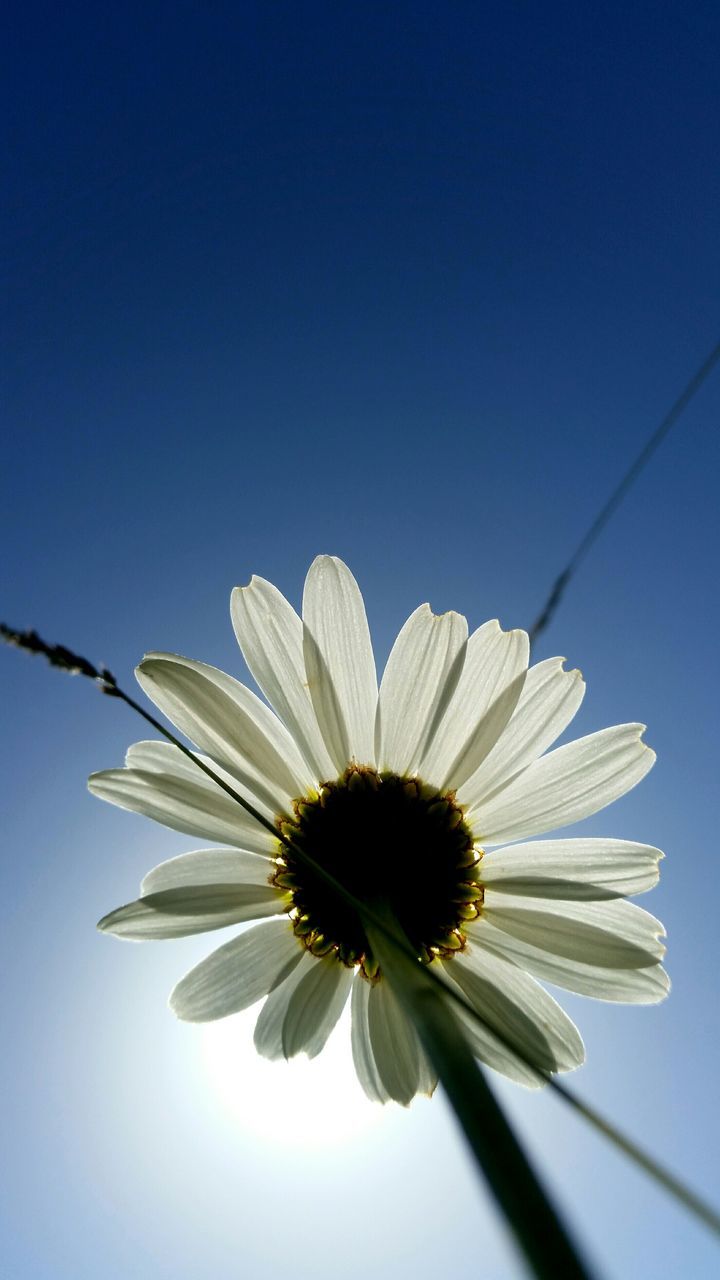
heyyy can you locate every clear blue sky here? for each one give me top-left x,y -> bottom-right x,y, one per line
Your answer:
2,3 -> 719,1277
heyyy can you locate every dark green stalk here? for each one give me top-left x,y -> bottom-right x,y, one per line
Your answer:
367,907 -> 596,1280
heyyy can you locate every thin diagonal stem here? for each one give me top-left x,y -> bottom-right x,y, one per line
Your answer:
529,336 -> 720,644
3,622 -> 720,1243
100,679 -> 720,1243
552,1082 -> 720,1237
106,684 -> 279,837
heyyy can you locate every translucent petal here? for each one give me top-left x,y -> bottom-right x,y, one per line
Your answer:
478,892 -> 666,967
459,658 -> 584,810
366,978 -> 423,1105
88,761 -> 273,853
439,963 -> 546,1087
281,956 -> 354,1058
170,920 -> 302,1020
470,724 -> 655,845
302,627 -> 351,775
420,621 -> 528,790
302,556 -> 377,768
136,653 -> 313,809
350,976 -> 389,1103
231,576 -> 334,780
253,952 -> 352,1060
141,847 -> 274,895
447,943 -> 585,1075
468,916 -> 670,1004
376,604 -> 468,775
480,838 -> 663,899
98,884 -> 285,940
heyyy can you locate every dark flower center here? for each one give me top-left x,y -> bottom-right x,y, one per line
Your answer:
272,765 -> 483,979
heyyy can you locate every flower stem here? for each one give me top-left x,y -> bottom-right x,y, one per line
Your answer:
366,908 -> 596,1280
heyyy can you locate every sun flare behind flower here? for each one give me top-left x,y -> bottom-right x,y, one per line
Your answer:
92,556 -> 667,1105
200,1006 -> 386,1145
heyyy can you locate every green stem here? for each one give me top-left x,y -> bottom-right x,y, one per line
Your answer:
367,909 -> 596,1280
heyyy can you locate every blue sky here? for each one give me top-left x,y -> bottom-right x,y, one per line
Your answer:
2,3 -> 719,1277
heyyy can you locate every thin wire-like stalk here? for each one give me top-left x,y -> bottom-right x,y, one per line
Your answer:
3,622 -> 720,1243
552,1082 -> 720,1238
529,336 -> 720,643
96,676 -> 720,1241
106,684 -> 279,836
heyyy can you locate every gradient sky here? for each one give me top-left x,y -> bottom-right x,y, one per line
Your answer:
2,3 -> 720,1277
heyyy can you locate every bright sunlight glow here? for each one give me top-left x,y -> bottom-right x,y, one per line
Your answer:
200,1006 -> 385,1146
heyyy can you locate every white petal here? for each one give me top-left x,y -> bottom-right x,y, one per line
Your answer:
415,1041 -> 438,1097
302,556 -> 378,768
351,975 -> 389,1102
141,847 -> 274,895
123,742 -> 279,828
470,724 -> 655,845
98,884 -> 285,940
125,739 -> 240,782
253,952 -> 315,1059
376,604 -> 468,775
281,956 -> 354,1058
439,963 -> 545,1087
136,653 -> 313,810
480,838 -> 663,899
125,739 -> 275,810
302,628 -> 351,775
253,951 -> 352,1059
420,621 -> 528,790
88,759 -> 273,853
366,978 -> 424,1105
231,575 -> 334,780
467,916 -> 670,1003
459,658 -> 585,810
446,942 -> 585,1075
478,892 -> 666,967
170,920 -> 302,1020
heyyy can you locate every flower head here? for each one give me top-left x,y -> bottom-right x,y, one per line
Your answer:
93,556 -> 667,1104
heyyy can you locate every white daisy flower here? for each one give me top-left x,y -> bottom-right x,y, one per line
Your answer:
92,555 -> 668,1105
